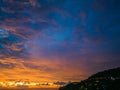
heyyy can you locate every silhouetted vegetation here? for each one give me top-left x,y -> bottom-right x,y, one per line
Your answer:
59,67 -> 120,90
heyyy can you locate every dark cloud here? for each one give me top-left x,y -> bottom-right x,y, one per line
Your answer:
41,83 -> 50,86
53,81 -> 66,85
0,61 -> 15,69
23,62 -> 55,72
0,28 -> 28,59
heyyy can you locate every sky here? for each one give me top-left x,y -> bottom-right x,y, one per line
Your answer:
0,0 -> 120,88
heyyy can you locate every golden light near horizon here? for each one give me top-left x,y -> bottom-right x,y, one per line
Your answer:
0,58 -> 89,88
0,80 -> 61,89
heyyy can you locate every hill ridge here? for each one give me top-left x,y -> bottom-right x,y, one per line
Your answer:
59,67 -> 120,90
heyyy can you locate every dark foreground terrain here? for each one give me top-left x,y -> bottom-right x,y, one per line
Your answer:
59,67 -> 120,90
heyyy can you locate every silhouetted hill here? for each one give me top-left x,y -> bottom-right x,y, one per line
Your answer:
88,67 -> 120,79
59,67 -> 120,90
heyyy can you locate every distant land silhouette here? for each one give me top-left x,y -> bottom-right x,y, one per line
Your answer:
59,67 -> 120,90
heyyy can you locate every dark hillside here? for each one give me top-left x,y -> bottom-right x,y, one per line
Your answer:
59,67 -> 120,90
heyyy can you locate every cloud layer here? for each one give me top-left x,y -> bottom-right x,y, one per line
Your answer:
0,0 -> 120,87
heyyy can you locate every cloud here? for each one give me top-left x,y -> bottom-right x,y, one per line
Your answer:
0,61 -> 15,69
53,81 -> 66,85
41,83 -> 50,86
0,28 -> 28,59
23,62 -> 55,72
29,0 -> 40,7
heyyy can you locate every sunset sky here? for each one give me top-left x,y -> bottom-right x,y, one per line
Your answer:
0,0 -> 120,88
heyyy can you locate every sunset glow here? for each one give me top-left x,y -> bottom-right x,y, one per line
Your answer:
0,0 -> 120,89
